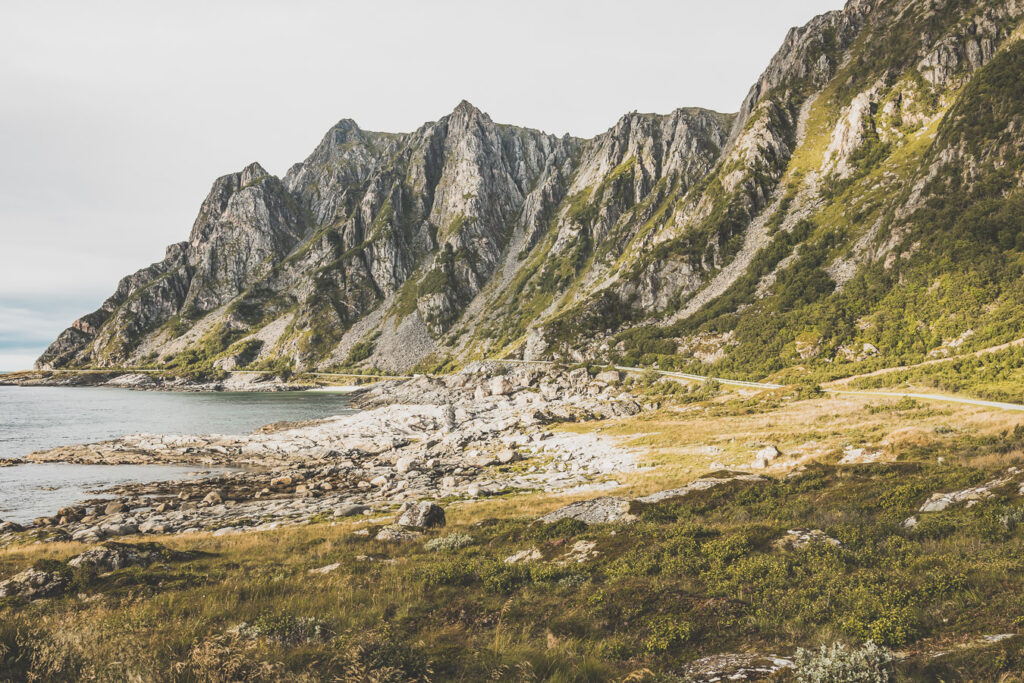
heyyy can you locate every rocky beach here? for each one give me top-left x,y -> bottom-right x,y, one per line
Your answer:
1,364 -> 646,546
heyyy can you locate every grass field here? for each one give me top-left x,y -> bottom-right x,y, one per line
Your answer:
3,387 -> 1024,681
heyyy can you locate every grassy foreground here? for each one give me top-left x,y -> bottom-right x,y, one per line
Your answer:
3,388 -> 1024,681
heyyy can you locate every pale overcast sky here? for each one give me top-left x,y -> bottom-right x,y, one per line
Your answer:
0,0 -> 845,370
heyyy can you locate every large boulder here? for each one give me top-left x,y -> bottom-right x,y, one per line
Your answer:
537,497 -> 636,525
595,369 -> 623,385
395,455 -> 418,473
488,375 -> 514,396
397,502 -> 446,529
104,501 -> 126,515
201,490 -> 223,505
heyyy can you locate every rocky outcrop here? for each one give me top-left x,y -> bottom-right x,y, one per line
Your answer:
0,541 -> 187,601
537,497 -> 636,525
0,568 -> 68,601
536,473 -> 767,526
66,541 -> 191,571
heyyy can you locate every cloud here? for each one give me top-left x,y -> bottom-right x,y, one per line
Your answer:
0,351 -> 41,372
0,296 -> 106,365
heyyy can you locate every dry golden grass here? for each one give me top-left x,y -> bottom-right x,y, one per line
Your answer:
558,387 -> 1024,498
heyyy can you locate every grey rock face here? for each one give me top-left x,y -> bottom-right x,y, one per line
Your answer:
36,98 -> 729,372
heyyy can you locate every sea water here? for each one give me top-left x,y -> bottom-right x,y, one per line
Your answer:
0,386 -> 355,522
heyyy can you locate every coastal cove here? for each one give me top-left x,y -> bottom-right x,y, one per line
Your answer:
0,386 -> 356,523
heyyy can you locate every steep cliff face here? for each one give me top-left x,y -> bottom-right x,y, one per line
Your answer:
39,0 -> 1024,379
531,0 -> 1024,376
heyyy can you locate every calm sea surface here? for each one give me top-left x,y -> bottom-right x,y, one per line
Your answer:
0,385 -> 355,522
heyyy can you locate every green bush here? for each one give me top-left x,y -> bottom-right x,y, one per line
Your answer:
642,616 -> 694,653
420,558 -> 478,587
237,614 -> 332,644
527,518 -> 588,541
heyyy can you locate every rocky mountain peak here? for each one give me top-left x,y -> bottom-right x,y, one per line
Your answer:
240,162 -> 270,186
451,99 -> 484,118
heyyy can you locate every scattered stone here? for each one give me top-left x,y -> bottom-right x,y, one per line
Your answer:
679,653 -> 794,682
496,448 -> 517,464
375,525 -> 422,542
467,452 -> 497,468
839,445 -> 883,464
773,529 -> 842,550
919,471 -> 1019,513
308,562 -> 342,575
488,376 -> 513,396
505,548 -> 542,564
558,540 -> 599,564
395,455 -> 418,473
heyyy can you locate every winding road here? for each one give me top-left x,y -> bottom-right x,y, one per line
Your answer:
488,359 -> 1024,413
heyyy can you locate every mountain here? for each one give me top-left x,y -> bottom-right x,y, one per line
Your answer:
38,0 -> 1024,381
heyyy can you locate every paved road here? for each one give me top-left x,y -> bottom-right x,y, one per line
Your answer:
825,389 -> 1024,412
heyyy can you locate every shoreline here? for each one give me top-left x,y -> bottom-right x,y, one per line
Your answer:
0,364 -> 646,544
0,369 -> 325,393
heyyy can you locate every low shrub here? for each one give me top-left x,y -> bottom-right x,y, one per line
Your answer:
793,641 -> 894,682
424,533 -> 474,552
